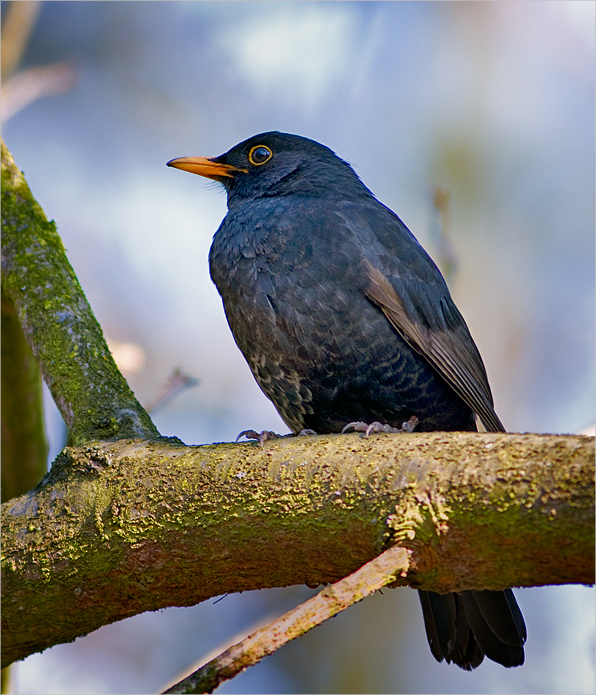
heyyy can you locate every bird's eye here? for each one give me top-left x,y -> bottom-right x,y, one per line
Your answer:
248,145 -> 273,166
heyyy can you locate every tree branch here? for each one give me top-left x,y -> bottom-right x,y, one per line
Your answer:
1,139 -> 159,444
1,285 -> 48,501
2,431 -> 593,668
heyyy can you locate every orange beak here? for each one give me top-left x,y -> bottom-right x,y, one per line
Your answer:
166,156 -> 247,180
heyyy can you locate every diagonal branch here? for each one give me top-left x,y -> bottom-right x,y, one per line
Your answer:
1,139 -> 159,444
163,544 -> 411,694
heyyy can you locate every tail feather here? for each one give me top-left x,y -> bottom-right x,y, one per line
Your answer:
460,591 -> 525,667
418,590 -> 457,661
418,591 -> 484,670
453,595 -> 484,670
468,588 -> 527,646
418,588 -> 525,670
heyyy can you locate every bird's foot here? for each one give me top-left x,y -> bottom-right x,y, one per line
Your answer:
236,429 -> 282,446
342,416 -> 419,437
236,428 -> 317,446
236,428 -> 318,446
341,421 -> 397,436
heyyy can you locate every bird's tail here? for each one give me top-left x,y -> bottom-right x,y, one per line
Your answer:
418,588 -> 526,670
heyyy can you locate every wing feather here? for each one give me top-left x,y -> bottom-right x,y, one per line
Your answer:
363,259 -> 504,432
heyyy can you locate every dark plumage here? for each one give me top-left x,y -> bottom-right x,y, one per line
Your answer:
167,131 -> 527,669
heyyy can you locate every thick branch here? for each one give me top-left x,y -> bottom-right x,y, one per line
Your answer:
2,431 -> 593,668
1,140 -> 159,444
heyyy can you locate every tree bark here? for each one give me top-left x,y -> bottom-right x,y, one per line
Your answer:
2,431 -> 593,668
1,139 -> 159,445
1,285 -> 48,502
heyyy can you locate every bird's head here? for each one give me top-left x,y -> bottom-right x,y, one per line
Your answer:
167,131 -> 372,207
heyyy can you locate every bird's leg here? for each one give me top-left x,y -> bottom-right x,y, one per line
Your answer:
342,415 -> 419,437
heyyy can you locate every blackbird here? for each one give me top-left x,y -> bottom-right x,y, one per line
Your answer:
167,131 -> 527,670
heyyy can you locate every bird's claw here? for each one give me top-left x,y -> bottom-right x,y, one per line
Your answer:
341,421 -> 397,436
235,429 -> 282,446
401,415 -> 419,432
342,416 -> 418,437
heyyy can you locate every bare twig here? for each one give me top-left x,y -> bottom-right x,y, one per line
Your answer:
145,368 -> 200,414
1,62 -> 76,123
163,544 -> 410,694
431,188 -> 458,284
1,0 -> 41,80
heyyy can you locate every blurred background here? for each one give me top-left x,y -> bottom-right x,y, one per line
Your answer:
1,1 -> 594,693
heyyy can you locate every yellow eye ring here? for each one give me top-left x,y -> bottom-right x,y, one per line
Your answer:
248,145 -> 273,166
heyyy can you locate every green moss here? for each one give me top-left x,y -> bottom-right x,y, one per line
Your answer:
2,140 -> 159,445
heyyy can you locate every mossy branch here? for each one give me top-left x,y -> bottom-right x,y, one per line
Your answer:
2,431 -> 594,668
1,139 -> 159,444
1,285 -> 48,501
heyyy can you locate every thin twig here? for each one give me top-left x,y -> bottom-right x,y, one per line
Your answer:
431,188 -> 458,284
1,62 -> 76,123
145,368 -> 200,414
0,0 -> 41,80
162,544 -> 410,694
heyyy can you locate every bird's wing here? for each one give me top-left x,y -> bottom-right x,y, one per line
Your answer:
346,204 -> 504,433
